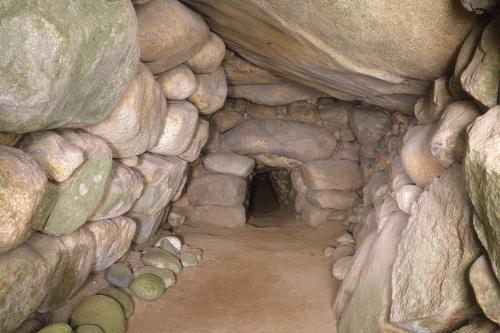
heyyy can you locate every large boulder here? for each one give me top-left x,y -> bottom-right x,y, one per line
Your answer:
90,162 -> 144,221
181,0 -> 475,113
187,173 -> 247,206
0,0 -> 139,132
465,106 -> 500,281
469,255 -> 500,325
123,153 -> 187,216
136,0 -> 209,74
460,16 -> 500,109
307,190 -> 359,210
220,119 -> 336,162
222,53 -> 289,86
348,107 -> 392,144
42,131 -> 113,236
391,165 -> 481,332
0,147 -> 46,253
302,160 -> 364,191
203,152 -> 255,178
149,101 -> 199,156
188,205 -> 246,228
85,65 -> 167,158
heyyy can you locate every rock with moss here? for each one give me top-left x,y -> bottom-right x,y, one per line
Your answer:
106,263 -> 134,289
129,273 -> 166,302
71,295 -> 125,333
84,217 -> 136,273
465,106 -> 500,281
42,131 -> 112,236
128,207 -> 169,245
37,323 -> 72,333
98,287 -> 134,318
141,248 -> 183,273
0,0 -> 139,132
134,266 -> 176,288
90,161 -> 144,221
155,237 -> 180,257
0,146 -> 47,253
75,325 -> 105,333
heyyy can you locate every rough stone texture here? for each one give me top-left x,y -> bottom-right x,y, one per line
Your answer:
211,108 -> 244,133
125,153 -> 187,216
287,101 -> 317,124
331,256 -> 354,281
469,255 -> 500,325
308,191 -> 359,210
185,32 -> 226,74
180,119 -> 210,162
156,65 -> 197,100
391,156 -> 414,191
188,67 -> 227,114
431,101 -> 481,168
136,0 -> 209,74
182,0 -> 475,113
90,162 -> 144,221
35,230 -> 95,312
106,263 -> 133,289
363,172 -> 388,206
0,147 -> 46,253
188,205 -> 246,228
0,0 -> 139,132
187,173 -> 247,206
85,216 -> 136,273
336,212 -> 408,333
318,101 -> 350,130
246,103 -> 278,119
429,77 -> 456,122
391,166 -> 481,332
465,106 -> 500,281
220,119 -> 336,162
203,152 -> 255,178
349,107 -> 392,144
222,53 -> 289,86
227,82 -> 326,106
0,132 -> 22,147
291,170 -> 308,193
0,239 -> 57,333
301,202 -> 335,228
401,125 -> 446,187
149,101 -> 199,156
302,160 -> 364,191
461,16 -> 500,109
128,208 -> 169,245
253,154 -> 303,169
393,185 -> 423,215
42,131 -> 112,236
85,65 -> 167,158
453,320 -> 500,333
18,131 -> 84,182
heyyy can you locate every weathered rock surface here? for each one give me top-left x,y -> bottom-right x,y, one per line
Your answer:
461,16 -> 500,109
182,0 -> 475,113
85,217 -> 136,272
401,125 -> 446,187
393,185 -> 423,214
308,191 -> 358,210
453,320 -> 500,333
188,67 -> 227,114
0,147 -> 46,253
469,255 -> 500,325
317,101 -> 351,130
336,212 -> 408,332
301,202 -> 337,228
0,0 -> 139,132
302,160 -> 364,191
331,256 -> 354,281
465,107 -> 500,281
203,152 -> 255,178
90,162 -> 144,221
428,77 -> 456,123
291,170 -> 308,193
136,0 -> 209,74
141,248 -> 182,273
156,65 -> 197,100
42,131 -> 112,235
211,108 -> 244,133
106,263 -> 134,289
188,205 -> 246,228
391,166 -> 481,332
185,32 -> 226,74
85,65 -> 167,158
222,53 -> 289,86
187,173 -> 247,206
133,266 -> 176,288
125,153 -> 187,216
431,101 -> 480,168
349,107 -> 392,144
0,133 -> 22,147
18,132 -> 84,182
128,208 -> 169,245
179,119 -> 210,162
149,101 -> 199,156
460,0 -> 498,13
220,119 -> 336,162
287,101 -> 317,124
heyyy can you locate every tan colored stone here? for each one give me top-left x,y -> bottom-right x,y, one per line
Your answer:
185,32 -> 226,74
188,67 -> 227,114
156,64 -> 197,100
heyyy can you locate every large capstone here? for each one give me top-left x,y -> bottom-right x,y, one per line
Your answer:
0,0 -> 139,132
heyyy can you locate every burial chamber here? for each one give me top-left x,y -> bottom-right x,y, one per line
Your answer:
0,0 -> 499,332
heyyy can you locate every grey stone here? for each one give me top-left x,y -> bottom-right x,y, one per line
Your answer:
156,64 -> 197,100
188,67 -> 228,114
221,119 -> 336,162
141,247 -> 182,274
179,119 -> 210,162
465,106 -> 500,281
302,160 -> 364,191
391,165 -> 481,332
136,0 -> 209,74
349,107 -> 392,144
393,185 -> 423,215
187,173 -> 247,206
180,252 -> 199,267
331,256 -> 354,281
287,101 -> 318,124
106,263 -> 134,289
188,205 -> 246,228
469,255 -> 500,325
318,101 -> 351,130
0,147 -> 46,253
0,0 -> 139,132
128,207 -> 169,245
308,191 -> 359,210
185,32 -> 226,74
211,109 -> 244,133
203,152 -> 255,178
133,266 -> 176,288
332,245 -> 356,263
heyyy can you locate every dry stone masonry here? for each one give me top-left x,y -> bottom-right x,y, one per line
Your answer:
0,0 -> 499,332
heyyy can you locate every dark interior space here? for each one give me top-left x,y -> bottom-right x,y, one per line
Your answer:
248,171 -> 280,216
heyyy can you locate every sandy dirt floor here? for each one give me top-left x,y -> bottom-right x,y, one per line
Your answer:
127,209 -> 343,333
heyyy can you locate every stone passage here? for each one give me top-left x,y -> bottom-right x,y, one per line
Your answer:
0,0 -> 499,332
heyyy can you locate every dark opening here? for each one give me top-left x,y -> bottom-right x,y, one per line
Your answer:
248,171 -> 280,217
